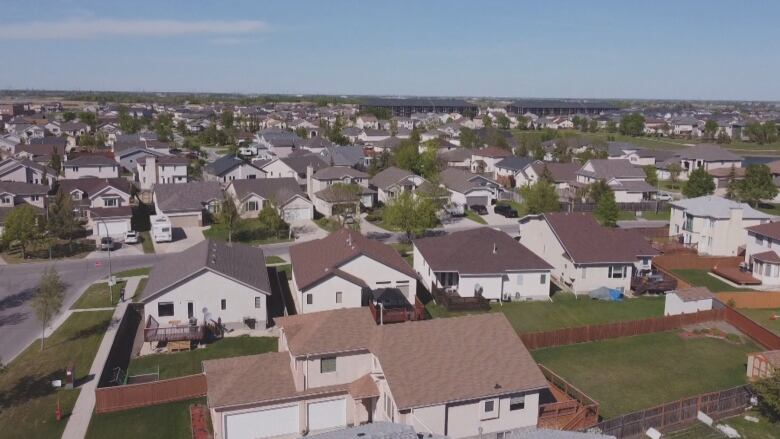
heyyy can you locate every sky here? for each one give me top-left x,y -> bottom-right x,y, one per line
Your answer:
1,0 -> 779,101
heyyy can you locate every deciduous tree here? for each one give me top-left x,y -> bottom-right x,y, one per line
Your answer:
643,165 -> 658,187
753,374 -> 780,422
383,191 -> 438,241
682,167 -> 715,198
520,179 -> 560,214
218,194 -> 241,243
619,113 -> 645,137
1,205 -> 41,259
733,164 -> 778,206
31,266 -> 64,351
594,189 -> 619,227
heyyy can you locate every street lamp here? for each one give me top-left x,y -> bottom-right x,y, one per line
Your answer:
90,211 -> 113,305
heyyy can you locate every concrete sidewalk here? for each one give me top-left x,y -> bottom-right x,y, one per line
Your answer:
61,276 -> 143,439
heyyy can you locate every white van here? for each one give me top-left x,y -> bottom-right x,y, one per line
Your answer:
150,215 -> 173,243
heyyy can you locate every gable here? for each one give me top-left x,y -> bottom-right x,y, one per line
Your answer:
338,253 -> 415,282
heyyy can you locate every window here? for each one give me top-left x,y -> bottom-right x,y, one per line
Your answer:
104,198 -> 117,207
0,196 -> 9,204
30,195 -> 39,201
376,281 -> 391,285
220,299 -> 226,310
540,273 -> 546,284
306,294 -> 313,305
581,267 -> 587,279
516,274 -> 523,286
510,396 -> 525,411
481,398 -> 498,420
246,201 -> 258,211
608,266 -> 625,279
756,235 -> 763,245
335,291 -> 342,304
320,356 -> 336,373
158,302 -> 174,317
254,297 -> 262,308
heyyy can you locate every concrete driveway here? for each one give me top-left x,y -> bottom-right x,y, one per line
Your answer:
483,205 -> 521,226
85,242 -> 144,259
290,219 -> 327,243
153,226 -> 207,254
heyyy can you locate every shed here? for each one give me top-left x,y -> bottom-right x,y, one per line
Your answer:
663,287 -> 715,316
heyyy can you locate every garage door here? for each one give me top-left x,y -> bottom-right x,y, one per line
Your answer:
225,405 -> 299,439
283,207 -> 312,221
466,196 -> 488,206
94,220 -> 130,238
169,214 -> 201,228
307,399 -> 346,432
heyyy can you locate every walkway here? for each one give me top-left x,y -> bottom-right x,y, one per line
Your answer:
61,276 -> 143,439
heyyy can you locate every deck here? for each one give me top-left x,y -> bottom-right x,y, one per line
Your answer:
143,316 -> 206,343
711,265 -> 760,285
537,364 -> 600,431
369,296 -> 426,324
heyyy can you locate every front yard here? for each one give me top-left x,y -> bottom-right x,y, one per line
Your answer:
127,336 -> 277,380
1,239 -> 95,264
672,269 -> 754,292
86,397 -> 206,439
464,209 -> 487,224
203,221 -> 291,245
532,331 -> 757,418
427,292 -> 664,334
0,310 -> 113,439
71,280 -> 127,309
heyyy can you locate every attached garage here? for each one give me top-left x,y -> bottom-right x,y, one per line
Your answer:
167,212 -> 203,228
224,404 -> 299,439
307,398 -> 346,432
282,206 -> 313,221
93,218 -> 131,239
465,195 -> 488,206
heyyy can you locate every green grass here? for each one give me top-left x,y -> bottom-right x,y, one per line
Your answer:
0,310 -> 113,439
740,308 -> 780,335
427,292 -> 664,334
669,411 -> 780,438
140,231 -> 155,254
533,331 -> 757,418
133,277 -> 149,300
202,221 -> 291,245
672,269 -> 754,292
265,255 -> 286,264
390,242 -> 413,266
314,216 -> 341,232
496,200 -> 524,214
757,203 -> 780,216
275,263 -> 292,280
128,336 -> 277,380
617,211 -> 637,221
71,280 -> 127,309
659,180 -> 683,192
114,267 -> 152,278
465,209 -> 487,224
86,397 -> 206,439
639,208 -> 672,221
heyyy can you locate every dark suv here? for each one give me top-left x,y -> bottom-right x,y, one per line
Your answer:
494,204 -> 518,218
469,204 -> 488,215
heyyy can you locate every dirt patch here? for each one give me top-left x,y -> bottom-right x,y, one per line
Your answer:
190,403 -> 212,439
679,322 -> 745,344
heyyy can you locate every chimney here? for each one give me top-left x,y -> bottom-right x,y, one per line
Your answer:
729,205 -> 743,225
493,243 -> 498,254
306,165 -> 314,198
148,155 -> 157,184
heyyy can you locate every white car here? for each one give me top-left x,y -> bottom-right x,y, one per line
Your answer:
124,230 -> 140,244
655,192 -> 673,201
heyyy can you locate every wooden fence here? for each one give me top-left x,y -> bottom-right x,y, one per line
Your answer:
592,385 -> 753,438
95,373 -> 207,413
723,306 -> 780,350
520,309 -> 725,350
653,254 -> 743,271
562,200 -> 667,213
717,291 -> 780,309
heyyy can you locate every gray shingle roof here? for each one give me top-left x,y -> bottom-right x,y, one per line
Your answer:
229,178 -> 307,206
312,166 -> 369,181
495,156 -> 535,171
670,195 -> 771,219
577,159 -> 645,180
677,144 -> 743,162
439,168 -> 498,194
369,166 -> 415,190
154,181 -> 223,213
0,181 -> 49,196
204,155 -> 261,177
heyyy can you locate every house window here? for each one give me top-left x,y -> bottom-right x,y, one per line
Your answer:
540,273 -> 546,284
0,196 -> 9,204
481,398 -> 499,420
30,195 -> 40,201
509,395 -> 525,411
756,236 -> 763,245
220,299 -> 226,310
336,292 -> 342,304
608,266 -> 625,279
104,198 -> 117,207
376,281 -> 391,285
254,297 -> 262,308
581,267 -> 587,279
158,302 -> 174,317
320,356 -> 336,373
306,294 -> 313,305
516,274 -> 523,286
246,201 -> 258,211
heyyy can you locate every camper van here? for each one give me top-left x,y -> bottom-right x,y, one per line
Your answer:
150,215 -> 173,243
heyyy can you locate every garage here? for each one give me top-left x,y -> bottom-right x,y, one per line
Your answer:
167,212 -> 202,228
466,195 -> 488,206
93,219 -> 130,239
307,398 -> 346,432
224,404 -> 299,439
282,206 -> 313,221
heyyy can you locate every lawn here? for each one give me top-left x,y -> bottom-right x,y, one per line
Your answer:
390,242 -> 413,266
133,277 -> 149,300
71,280 -> 127,309
128,336 -> 277,379
638,208 -> 672,221
86,397 -> 206,439
202,221 -> 291,245
427,292 -> 664,334
496,200 -> 524,214
659,180 -> 683,192
275,263 -> 292,280
672,269 -> 754,292
533,331 -> 757,418
314,216 -> 341,232
740,308 -> 780,335
669,411 -> 780,439
1,239 -> 95,264
265,255 -> 286,264
465,209 -> 487,225
617,211 -> 637,221
114,267 -> 152,278
0,310 -> 113,439
140,231 -> 155,254
757,202 -> 780,216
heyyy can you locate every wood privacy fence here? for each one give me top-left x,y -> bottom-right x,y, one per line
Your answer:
717,291 -> 780,309
592,385 -> 753,438
519,309 -> 725,350
723,306 -> 780,350
95,373 -> 207,413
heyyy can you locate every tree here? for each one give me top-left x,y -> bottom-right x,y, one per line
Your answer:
257,204 -> 288,238
753,374 -> 780,422
745,122 -> 778,145
383,192 -> 438,240
294,127 -> 308,139
515,115 -> 529,130
1,205 -> 41,259
716,130 -> 731,144
417,143 -> 440,180
594,189 -> 619,227
459,127 -> 479,148
668,162 -> 682,188
49,150 -> 62,174
619,113 -> 645,137
606,120 -> 618,133
725,165 -> 738,199
703,120 -> 719,140
586,180 -> 611,203
393,141 -> 420,173
329,183 -> 362,226
62,111 -> 76,122
221,109 -> 234,129
587,119 -> 599,133
520,179 -> 560,214
48,190 -> 83,249
389,119 -> 398,137
218,194 -> 241,243
682,167 -> 715,198
733,164 -> 778,207
496,114 -> 510,130
77,111 -> 97,131
482,115 -> 493,128
643,165 -> 658,187
31,266 -> 64,351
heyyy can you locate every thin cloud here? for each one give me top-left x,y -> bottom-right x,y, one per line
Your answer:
0,18 -> 270,40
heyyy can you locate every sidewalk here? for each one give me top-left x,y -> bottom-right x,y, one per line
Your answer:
61,276 -> 142,439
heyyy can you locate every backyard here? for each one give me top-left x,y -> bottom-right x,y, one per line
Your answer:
203,220 -> 291,245
739,308 -> 780,335
0,310 -> 113,439
127,336 -> 277,380
532,331 -> 758,418
86,397 -> 206,439
672,269 -> 755,292
426,292 -> 665,334
668,410 -> 780,439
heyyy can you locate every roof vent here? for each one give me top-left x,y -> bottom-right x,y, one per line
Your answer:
493,243 -> 498,254
494,383 -> 502,389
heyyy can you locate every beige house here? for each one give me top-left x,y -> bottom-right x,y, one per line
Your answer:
204,309 -> 548,439
135,155 -> 189,190
62,155 -> 120,179
225,178 -> 314,221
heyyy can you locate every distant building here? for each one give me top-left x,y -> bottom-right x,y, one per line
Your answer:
359,98 -> 478,118
505,100 -> 617,116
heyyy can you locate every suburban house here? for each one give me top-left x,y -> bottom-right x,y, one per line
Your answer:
259,154 -> 328,188
607,142 -> 656,166
470,146 -> 512,174
320,146 -> 367,168
520,162 -> 580,190
356,114 -> 379,129
439,148 -> 472,170
307,166 -> 375,216
0,181 -> 48,210
114,144 -> 165,173
575,159 -> 655,202
744,221 -> 780,286
57,178 -> 134,238
493,156 -> 536,188
62,155 -> 120,179
153,181 -> 224,228
225,178 -> 314,221
203,309 -> 548,439
135,155 -> 189,191
139,239 -> 272,334
668,196 -> 772,256
676,144 -> 743,180
0,157 -> 57,186
414,228 -> 553,301
288,229 -> 418,315
369,167 -> 426,204
518,212 -> 659,295
439,168 -> 501,208
203,155 -> 266,184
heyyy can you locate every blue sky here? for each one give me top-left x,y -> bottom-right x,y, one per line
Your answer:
1,1 -> 778,100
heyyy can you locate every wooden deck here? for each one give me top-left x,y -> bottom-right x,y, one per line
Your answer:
537,364 -> 600,431
711,266 -> 760,285
143,316 -> 206,343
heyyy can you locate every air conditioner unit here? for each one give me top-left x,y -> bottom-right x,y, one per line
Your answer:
514,292 -> 522,301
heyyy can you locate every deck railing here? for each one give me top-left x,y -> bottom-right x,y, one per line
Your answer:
143,316 -> 205,342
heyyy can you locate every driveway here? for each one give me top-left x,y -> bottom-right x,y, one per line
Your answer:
153,226 -> 207,254
289,219 -> 327,243
483,205 -> 521,227
85,242 -> 144,259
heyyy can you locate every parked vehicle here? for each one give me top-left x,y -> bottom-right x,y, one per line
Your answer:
150,215 -> 173,243
124,230 -> 139,244
469,205 -> 488,215
494,204 -> 518,218
655,192 -> 673,201
99,237 -> 114,251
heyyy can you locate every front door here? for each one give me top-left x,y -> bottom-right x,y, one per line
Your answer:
187,302 -> 194,319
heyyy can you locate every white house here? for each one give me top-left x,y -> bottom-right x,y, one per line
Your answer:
575,159 -> 655,203
439,168 -> 501,208
414,228 -> 552,301
744,221 -> 780,286
203,155 -> 266,184
470,146 -> 512,174
664,287 -> 715,316
153,181 -> 224,228
369,166 -> 426,204
307,166 -> 375,216
676,144 -> 743,180
62,155 -> 120,179
225,178 -> 314,222
0,158 -> 56,186
135,155 -> 189,190
259,154 -> 327,189
356,114 -> 379,130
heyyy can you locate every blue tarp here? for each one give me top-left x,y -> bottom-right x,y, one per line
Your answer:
589,287 -> 624,301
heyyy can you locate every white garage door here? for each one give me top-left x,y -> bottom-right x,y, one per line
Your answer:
283,207 -> 312,221
466,196 -> 488,206
307,399 -> 346,432
225,405 -> 299,439
95,220 -> 130,238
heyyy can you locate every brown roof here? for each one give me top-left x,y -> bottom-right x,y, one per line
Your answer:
759,350 -> 780,367
275,307 -> 376,356
348,373 -> 380,399
530,162 -> 580,183
472,146 -> 512,159
673,287 -> 715,302
751,250 -> 780,264
204,351 -> 296,408
289,228 -> 416,291
746,222 -> 780,241
414,227 -> 552,274
542,212 -> 659,264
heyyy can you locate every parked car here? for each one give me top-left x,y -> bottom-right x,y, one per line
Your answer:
124,230 -> 139,244
494,204 -> 518,218
469,205 -> 488,215
655,192 -> 673,201
99,237 -> 114,251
